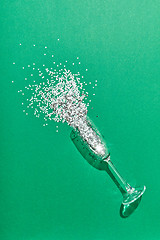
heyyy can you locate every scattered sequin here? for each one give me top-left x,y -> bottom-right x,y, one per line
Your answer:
12,42 -> 99,134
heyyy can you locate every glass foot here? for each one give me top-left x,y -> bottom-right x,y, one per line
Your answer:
120,185 -> 146,218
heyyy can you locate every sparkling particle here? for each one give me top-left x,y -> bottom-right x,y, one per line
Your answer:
13,62 -> 15,64
12,81 -> 14,83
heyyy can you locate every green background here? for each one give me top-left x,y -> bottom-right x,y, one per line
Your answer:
1,0 -> 160,239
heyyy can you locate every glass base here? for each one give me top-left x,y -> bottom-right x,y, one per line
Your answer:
120,185 -> 146,218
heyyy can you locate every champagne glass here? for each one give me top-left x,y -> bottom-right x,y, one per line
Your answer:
70,116 -> 146,218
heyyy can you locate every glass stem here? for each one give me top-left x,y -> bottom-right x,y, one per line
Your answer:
104,158 -> 132,195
